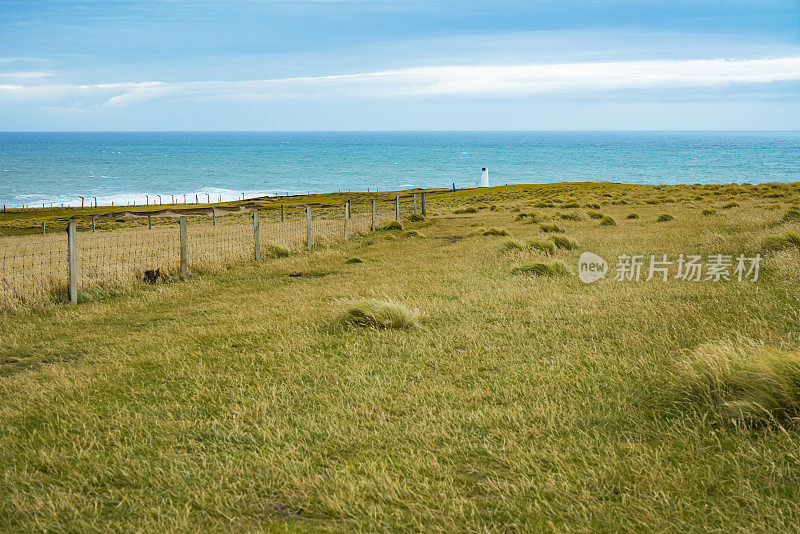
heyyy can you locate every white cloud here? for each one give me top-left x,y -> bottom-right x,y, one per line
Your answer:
1,56 -> 799,107
0,72 -> 53,79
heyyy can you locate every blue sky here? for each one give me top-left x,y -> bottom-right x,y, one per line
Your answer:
1,0 -> 799,130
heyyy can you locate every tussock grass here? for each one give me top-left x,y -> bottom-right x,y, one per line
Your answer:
558,211 -> 583,221
401,230 -> 425,239
702,209 -> 717,216
483,227 -> 509,236
539,223 -> 564,233
499,239 -> 525,253
344,299 -> 417,329
511,259 -> 570,276
670,341 -> 800,426
344,257 -> 364,264
264,244 -> 290,258
527,238 -> 556,255
381,220 -> 403,231
550,235 -> 579,250
599,215 -> 617,226
584,203 -> 601,209
587,211 -> 604,219
407,213 -> 425,222
454,207 -> 478,214
722,202 -> 740,209
657,213 -> 675,222
782,207 -> 800,224
763,231 -> 800,251
626,213 -> 639,219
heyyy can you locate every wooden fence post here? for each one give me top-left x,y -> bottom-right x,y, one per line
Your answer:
344,201 -> 349,239
281,204 -> 284,222
306,206 -> 312,249
421,192 -> 427,216
395,196 -> 399,221
148,214 -> 152,230
371,198 -> 376,231
179,216 -> 188,278
413,194 -> 417,213
212,208 -> 216,226
92,216 -> 96,232
42,222 -> 46,235
67,221 -> 77,304
253,210 -> 261,262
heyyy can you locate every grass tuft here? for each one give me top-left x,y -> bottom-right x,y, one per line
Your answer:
264,244 -> 291,258
587,211 -> 604,220
345,299 -> 417,329
407,213 -> 425,222
722,202 -> 740,209
762,231 -> 800,251
344,257 -> 364,264
657,213 -> 675,222
599,215 -> 616,226
511,259 -> 570,276
454,207 -> 478,214
702,209 -> 717,216
670,341 -> 800,426
539,223 -> 564,233
483,227 -> 509,236
527,238 -> 556,255
550,235 -> 579,250
381,220 -> 403,231
626,213 -> 639,219
499,239 -> 525,253
782,207 -> 800,224
401,230 -> 425,239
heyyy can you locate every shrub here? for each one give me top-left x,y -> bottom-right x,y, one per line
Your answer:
401,230 -> 425,239
511,260 -> 570,277
381,220 -> 403,231
550,235 -> 579,250
657,213 -> 674,222
702,209 -> 716,216
407,213 -> 425,222
670,341 -> 800,426
527,238 -> 556,255
586,211 -> 604,220
344,257 -> 363,264
626,213 -> 639,219
540,223 -> 564,233
599,216 -> 616,226
454,207 -> 478,214
264,244 -> 290,258
763,231 -> 800,251
483,227 -> 509,236
345,299 -> 417,329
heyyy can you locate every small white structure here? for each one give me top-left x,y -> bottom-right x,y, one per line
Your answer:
480,167 -> 489,187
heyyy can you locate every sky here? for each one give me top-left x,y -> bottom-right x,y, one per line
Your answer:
0,0 -> 799,131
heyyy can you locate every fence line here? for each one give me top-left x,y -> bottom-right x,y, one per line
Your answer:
0,194 -> 430,307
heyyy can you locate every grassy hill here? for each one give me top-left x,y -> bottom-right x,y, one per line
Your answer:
2,182 -> 800,531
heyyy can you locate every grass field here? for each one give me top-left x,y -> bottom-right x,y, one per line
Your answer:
2,182 -> 800,531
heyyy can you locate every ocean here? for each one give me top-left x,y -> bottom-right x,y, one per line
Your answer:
1,131 -> 798,207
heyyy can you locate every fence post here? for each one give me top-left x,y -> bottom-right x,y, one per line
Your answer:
92,216 -> 96,232
179,216 -> 188,278
371,198 -> 376,231
148,214 -> 152,230
395,196 -> 399,221
421,193 -> 427,216
306,206 -> 312,249
413,194 -> 417,213
67,221 -> 77,304
212,207 -> 216,226
281,204 -> 284,222
344,201 -> 349,239
42,222 -> 46,235
253,210 -> 261,263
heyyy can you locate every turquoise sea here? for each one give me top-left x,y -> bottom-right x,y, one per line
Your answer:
0,131 -> 798,207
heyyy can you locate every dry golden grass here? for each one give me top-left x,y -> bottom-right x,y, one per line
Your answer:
1,182 -> 800,531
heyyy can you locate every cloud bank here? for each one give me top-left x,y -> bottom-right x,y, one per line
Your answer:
1,56 -> 799,107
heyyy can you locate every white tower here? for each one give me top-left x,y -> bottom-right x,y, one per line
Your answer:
480,167 -> 489,187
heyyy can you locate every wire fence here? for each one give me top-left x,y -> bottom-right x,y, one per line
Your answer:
0,194 -> 431,308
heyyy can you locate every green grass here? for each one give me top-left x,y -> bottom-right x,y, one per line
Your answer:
511,259 -> 570,276
550,235 -> 579,250
407,213 -> 425,222
381,220 -> 403,231
626,213 -> 639,219
264,244 -> 291,258
763,232 -> 800,251
657,213 -> 675,222
2,182 -> 800,531
499,239 -> 525,253
539,223 -> 564,233
599,215 -> 617,226
483,227 -> 509,236
526,238 -> 557,255
344,299 -> 417,329
344,256 -> 364,264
